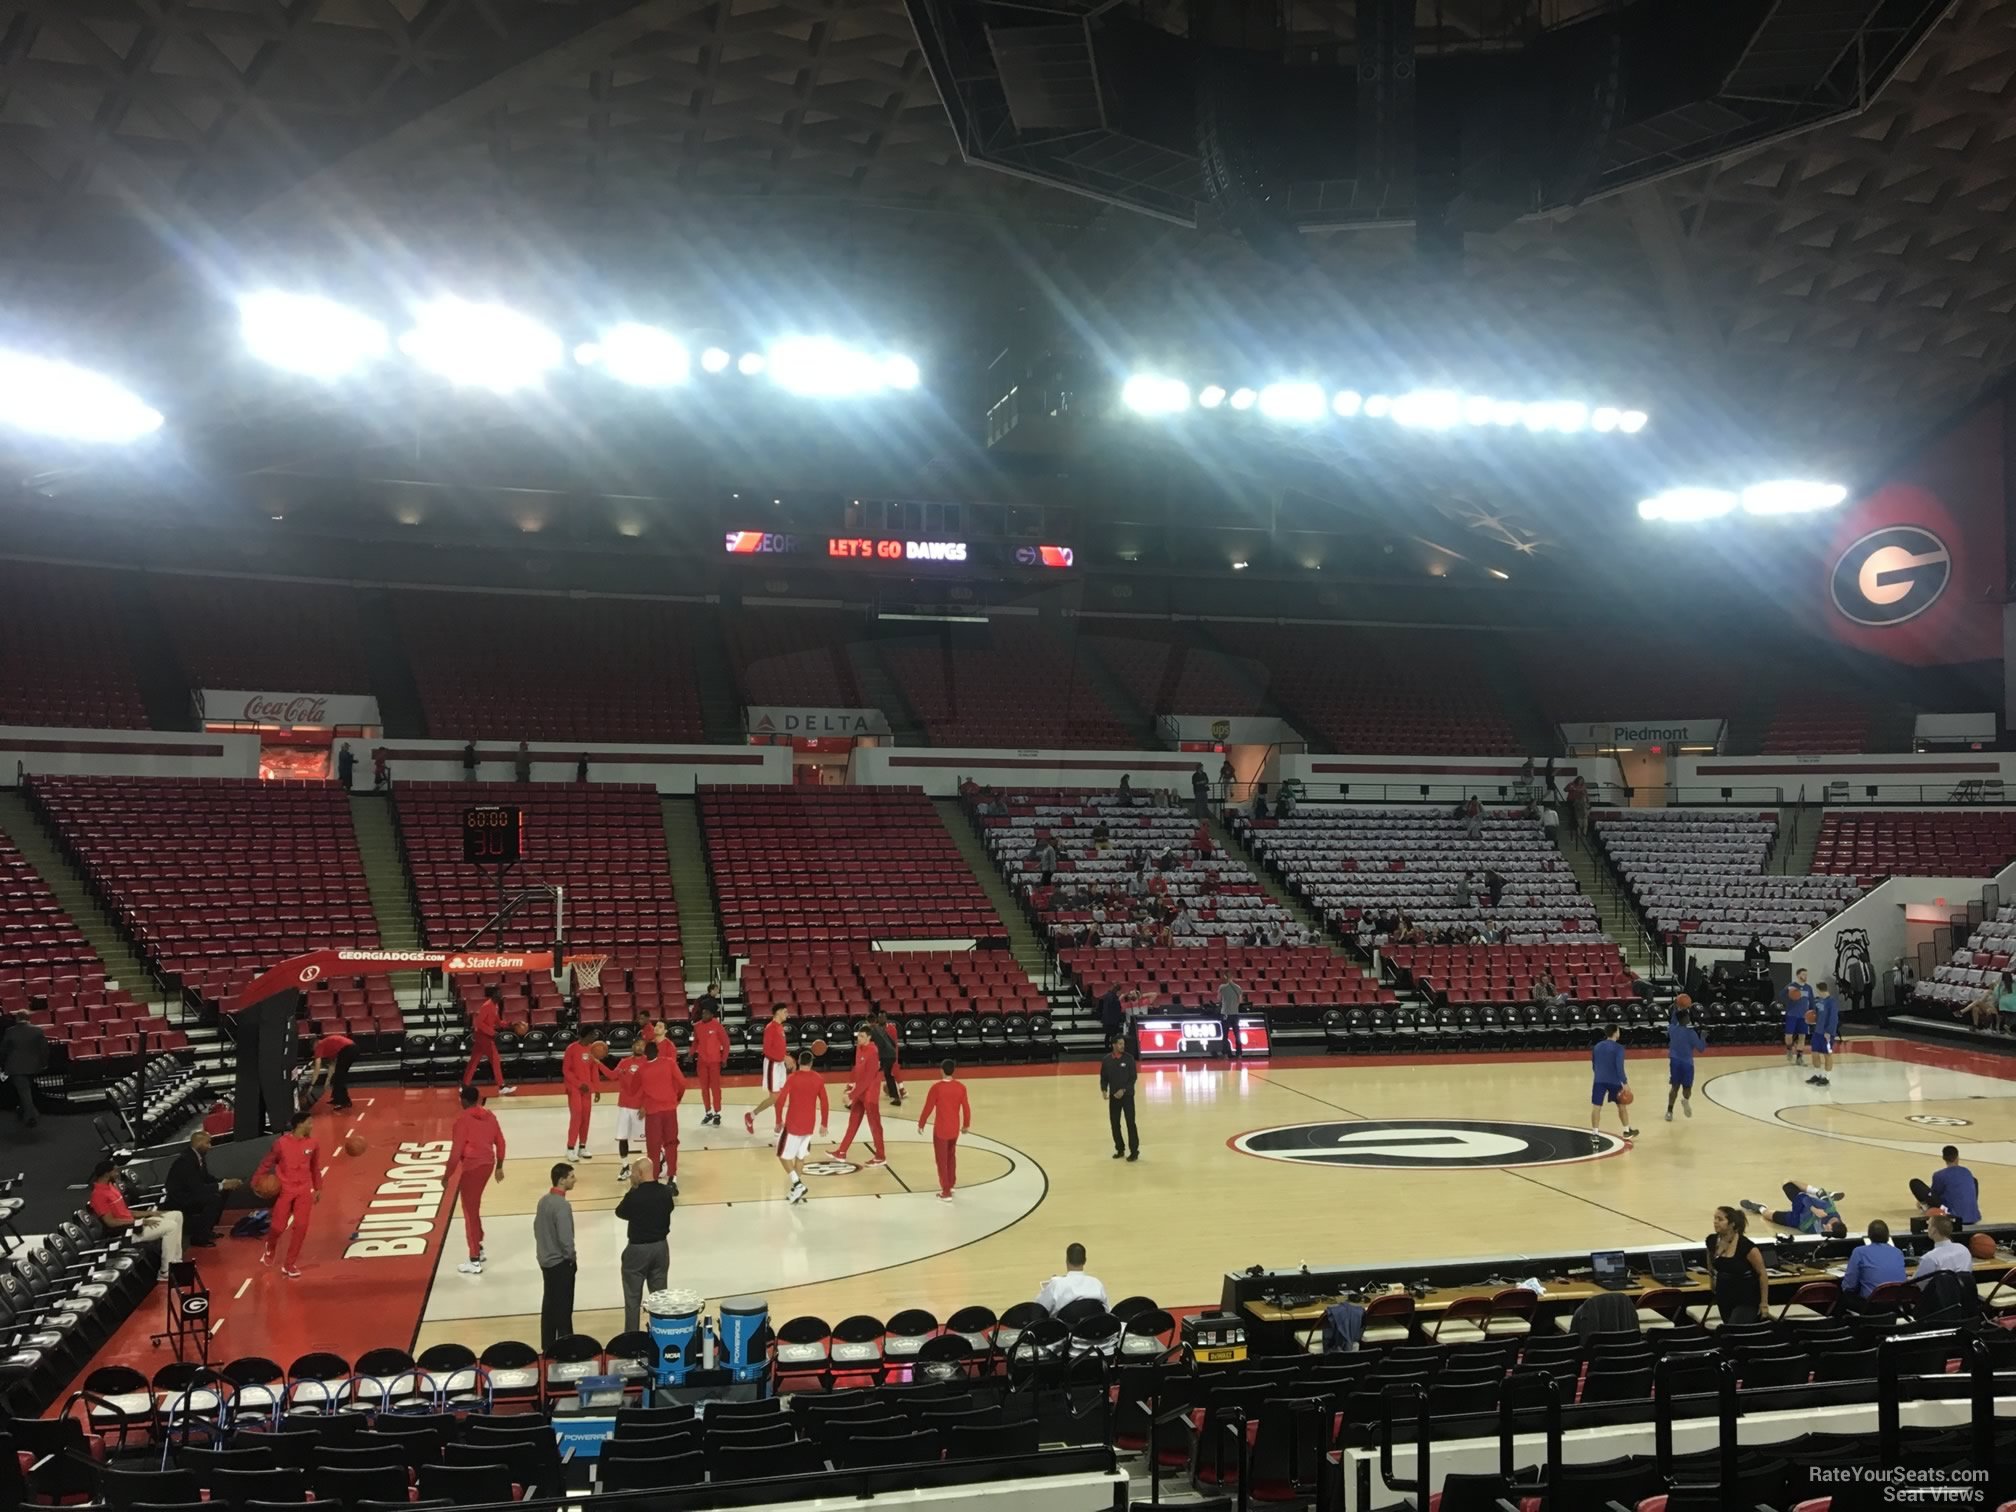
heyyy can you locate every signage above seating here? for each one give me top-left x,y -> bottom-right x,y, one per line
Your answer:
746,706 -> 892,738
1558,718 -> 1724,752
195,688 -> 382,729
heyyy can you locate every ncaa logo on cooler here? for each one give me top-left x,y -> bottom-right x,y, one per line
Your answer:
1831,525 -> 1951,627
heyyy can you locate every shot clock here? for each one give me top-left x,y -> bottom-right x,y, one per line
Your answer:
463,805 -> 524,866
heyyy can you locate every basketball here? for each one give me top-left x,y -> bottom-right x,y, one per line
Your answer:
811,1038 -> 829,1057
251,1173 -> 280,1200
1972,1233 -> 1998,1260
1672,994 -> 1692,1009
1804,1008 -> 1818,1025
342,1135 -> 367,1157
1616,1086 -> 1634,1106
591,1039 -> 609,1060
512,1017 -> 530,1036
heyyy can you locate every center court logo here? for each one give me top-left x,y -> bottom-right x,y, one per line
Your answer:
1830,525 -> 1951,627
1230,1119 -> 1624,1169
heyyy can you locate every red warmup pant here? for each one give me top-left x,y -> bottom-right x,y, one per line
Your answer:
462,1038 -> 503,1087
458,1163 -> 493,1259
645,1111 -> 679,1178
696,1061 -> 723,1114
264,1187 -> 314,1266
835,1099 -> 884,1160
565,1087 -> 593,1147
933,1137 -> 958,1196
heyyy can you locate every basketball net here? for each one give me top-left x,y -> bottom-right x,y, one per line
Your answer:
566,953 -> 611,991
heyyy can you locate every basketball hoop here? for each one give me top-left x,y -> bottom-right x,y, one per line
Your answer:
566,953 -> 611,991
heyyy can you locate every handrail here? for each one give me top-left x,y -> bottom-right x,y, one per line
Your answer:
1651,1356 -> 1738,1509
1877,1327 -> 1957,1462
1498,1365 -> 1561,1494
1372,1381 -> 1430,1504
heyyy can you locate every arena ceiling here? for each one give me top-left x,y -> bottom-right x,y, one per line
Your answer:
2,0 -> 2014,554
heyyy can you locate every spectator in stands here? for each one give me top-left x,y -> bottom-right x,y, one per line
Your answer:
1706,1206 -> 1767,1326
1543,756 -> 1559,799
1117,774 -> 1134,805
1743,934 -> 1771,972
1035,1242 -> 1109,1314
1101,1036 -> 1139,1161
576,754 -> 589,783
1030,837 -> 1058,887
1191,765 -> 1209,819
1219,757 -> 1235,802
1740,1183 -> 1848,1237
1541,802 -> 1560,847
1531,972 -> 1558,1008
335,743 -> 356,788
461,740 -> 478,780
1462,795 -> 1483,840
1958,981 -> 2001,1030
373,749 -> 389,789
90,1157 -> 183,1282
959,775 -> 979,803
536,1162 -> 577,1350
1483,868 -> 1506,908
1252,783 -> 1269,820
163,1129 -> 240,1248
614,1157 -> 673,1333
1566,774 -> 1590,836
1276,784 -> 1297,820
1911,1146 -> 1982,1224
0,1008 -> 47,1128
514,741 -> 532,783
1840,1219 -> 1907,1305
1998,972 -> 2016,1033
1519,755 -> 1536,792
1913,1214 -> 1973,1283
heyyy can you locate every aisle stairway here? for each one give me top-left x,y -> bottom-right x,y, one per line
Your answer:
1773,803 -> 1821,878
687,618 -> 744,745
355,586 -> 427,736
348,792 -> 424,998
661,796 -> 725,985
1207,811 -> 1332,941
1560,828 -> 1662,974
848,641 -> 921,744
932,799 -> 1049,979
0,791 -> 162,1008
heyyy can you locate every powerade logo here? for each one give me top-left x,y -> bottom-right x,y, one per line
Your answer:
1831,525 -> 1951,627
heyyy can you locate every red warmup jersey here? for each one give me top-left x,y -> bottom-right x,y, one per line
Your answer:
470,1000 -> 499,1043
762,1019 -> 787,1061
314,1034 -> 354,1061
638,1054 -> 687,1114
88,1182 -> 133,1223
919,1080 -> 971,1139
562,1041 -> 613,1091
449,1106 -> 506,1170
257,1131 -> 323,1193
848,1043 -> 880,1106
693,1020 -> 730,1067
616,1056 -> 645,1109
776,1069 -> 829,1135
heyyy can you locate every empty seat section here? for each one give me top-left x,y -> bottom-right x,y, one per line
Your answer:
980,788 -> 1302,945
702,787 -> 1004,956
1810,809 -> 2016,881
743,950 -> 1042,1019
154,576 -> 372,695
1063,945 -> 1390,1011
1517,631 -> 1742,727
30,776 -> 379,1007
1761,697 -> 1871,754
1916,901 -> 2016,1011
1238,807 -> 1604,943
878,623 -> 1131,749
0,562 -> 148,728
1078,627 -> 1268,717
394,591 -> 705,741
726,608 -> 863,707
1594,809 -> 1861,951
1384,943 -> 1636,1005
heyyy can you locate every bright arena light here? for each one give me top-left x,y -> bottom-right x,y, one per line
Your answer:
1638,487 -> 1736,523
1198,385 -> 1228,409
590,323 -> 689,388
700,347 -> 731,374
1229,387 -> 1257,411
1491,399 -> 1522,426
1121,374 -> 1192,416
1392,389 -> 1463,430
1740,480 -> 1849,516
763,338 -> 885,397
1258,382 -> 1325,422
737,352 -> 766,376
881,355 -> 920,391
1462,395 -> 1496,426
1332,389 -> 1362,417
1592,406 -> 1620,433
399,299 -> 561,393
239,293 -> 387,378
0,350 -> 163,444
1363,394 -> 1392,418
1619,409 -> 1649,434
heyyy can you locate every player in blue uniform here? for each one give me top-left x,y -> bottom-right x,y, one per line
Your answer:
1806,981 -> 1841,1087
1665,1003 -> 1707,1122
1590,1024 -> 1638,1141
1782,968 -> 1815,1065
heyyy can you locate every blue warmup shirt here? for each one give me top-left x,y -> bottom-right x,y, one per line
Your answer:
1667,1021 -> 1705,1066
1841,1241 -> 1908,1297
1784,1190 -> 1841,1234
1812,996 -> 1841,1039
1592,1038 -> 1626,1084
1931,1165 -> 1982,1224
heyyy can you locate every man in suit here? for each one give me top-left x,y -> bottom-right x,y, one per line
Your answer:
163,1129 -> 241,1247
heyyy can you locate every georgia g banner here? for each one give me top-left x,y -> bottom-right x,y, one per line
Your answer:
1820,397 -> 2006,666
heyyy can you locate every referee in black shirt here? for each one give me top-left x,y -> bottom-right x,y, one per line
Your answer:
1100,1037 -> 1139,1161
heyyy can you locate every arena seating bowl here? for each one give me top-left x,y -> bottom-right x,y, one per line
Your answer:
1811,809 -> 2016,882
0,563 -> 148,729
878,623 -> 1132,749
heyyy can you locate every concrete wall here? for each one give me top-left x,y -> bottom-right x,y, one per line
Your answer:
1675,752 -> 2016,805
848,747 -> 1207,796
367,740 -> 790,794
0,726 -> 261,780
1278,753 -> 1627,806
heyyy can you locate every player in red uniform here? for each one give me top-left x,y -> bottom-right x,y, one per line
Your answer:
561,1024 -> 615,1161
917,1059 -> 972,1201
637,1040 -> 687,1195
305,1021 -> 358,1110
461,987 -> 514,1094
773,1049 -> 829,1204
613,1040 -> 647,1180
447,1084 -> 507,1274
254,1108 -> 322,1278
831,1026 -> 887,1166
743,1005 -> 793,1134
692,1004 -> 730,1127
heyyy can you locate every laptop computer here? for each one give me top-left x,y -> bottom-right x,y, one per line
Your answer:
1648,1249 -> 1688,1284
1591,1250 -> 1633,1290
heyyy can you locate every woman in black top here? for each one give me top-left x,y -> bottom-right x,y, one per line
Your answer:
1706,1205 -> 1768,1325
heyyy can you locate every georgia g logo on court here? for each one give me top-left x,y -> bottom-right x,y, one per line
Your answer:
1230,1119 -> 1623,1170
1831,526 -> 1951,627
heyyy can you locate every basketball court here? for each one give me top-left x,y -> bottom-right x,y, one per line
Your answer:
65,1033 -> 2016,1385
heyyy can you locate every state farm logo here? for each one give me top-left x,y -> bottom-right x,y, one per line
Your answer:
1831,526 -> 1951,627
442,953 -> 537,972
243,694 -> 329,724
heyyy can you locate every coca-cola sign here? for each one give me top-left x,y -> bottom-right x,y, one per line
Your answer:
196,689 -> 383,729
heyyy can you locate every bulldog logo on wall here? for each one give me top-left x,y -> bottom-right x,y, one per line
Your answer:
1230,1119 -> 1624,1169
1830,525 -> 1952,627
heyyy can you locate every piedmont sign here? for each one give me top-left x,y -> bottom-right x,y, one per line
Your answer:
1230,1119 -> 1625,1169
